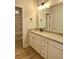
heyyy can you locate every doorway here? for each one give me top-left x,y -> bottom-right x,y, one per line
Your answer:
15,7 -> 23,48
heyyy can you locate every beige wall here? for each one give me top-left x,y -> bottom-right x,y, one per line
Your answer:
15,0 -> 37,47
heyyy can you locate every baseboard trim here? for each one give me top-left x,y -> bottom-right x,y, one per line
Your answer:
23,44 -> 29,48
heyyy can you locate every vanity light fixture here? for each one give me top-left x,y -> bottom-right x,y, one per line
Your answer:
37,0 -> 49,10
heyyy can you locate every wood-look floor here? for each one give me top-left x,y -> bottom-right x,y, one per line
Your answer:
15,40 -> 44,59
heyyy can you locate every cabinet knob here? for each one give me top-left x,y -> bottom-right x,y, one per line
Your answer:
43,45 -> 45,47
32,37 -> 34,39
43,39 -> 45,41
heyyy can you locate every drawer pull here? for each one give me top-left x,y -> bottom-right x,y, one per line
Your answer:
43,45 -> 45,47
43,53 -> 45,55
32,37 -> 34,39
43,39 -> 45,41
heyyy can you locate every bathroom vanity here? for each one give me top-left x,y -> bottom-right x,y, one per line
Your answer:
29,30 -> 63,59
29,1 -> 63,59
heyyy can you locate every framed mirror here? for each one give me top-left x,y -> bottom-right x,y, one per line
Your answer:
37,3 -> 63,34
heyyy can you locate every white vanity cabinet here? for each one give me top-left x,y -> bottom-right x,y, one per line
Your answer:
48,40 -> 63,59
29,32 -> 42,55
29,31 -> 63,59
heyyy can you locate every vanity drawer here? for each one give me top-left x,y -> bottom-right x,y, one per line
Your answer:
42,37 -> 48,44
42,50 -> 47,59
42,43 -> 48,51
48,40 -> 63,50
42,37 -> 48,51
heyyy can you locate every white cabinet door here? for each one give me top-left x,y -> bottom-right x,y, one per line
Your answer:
29,32 -> 34,48
34,34 -> 42,54
34,35 -> 38,51
37,35 -> 42,54
48,45 -> 63,59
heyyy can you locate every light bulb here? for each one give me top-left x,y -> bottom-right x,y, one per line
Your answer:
15,10 -> 19,14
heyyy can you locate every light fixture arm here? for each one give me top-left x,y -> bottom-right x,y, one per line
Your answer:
41,0 -> 49,5
37,0 -> 49,10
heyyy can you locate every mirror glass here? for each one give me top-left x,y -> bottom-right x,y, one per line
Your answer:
37,3 -> 63,34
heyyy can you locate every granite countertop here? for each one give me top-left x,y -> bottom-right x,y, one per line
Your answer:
29,30 -> 63,44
